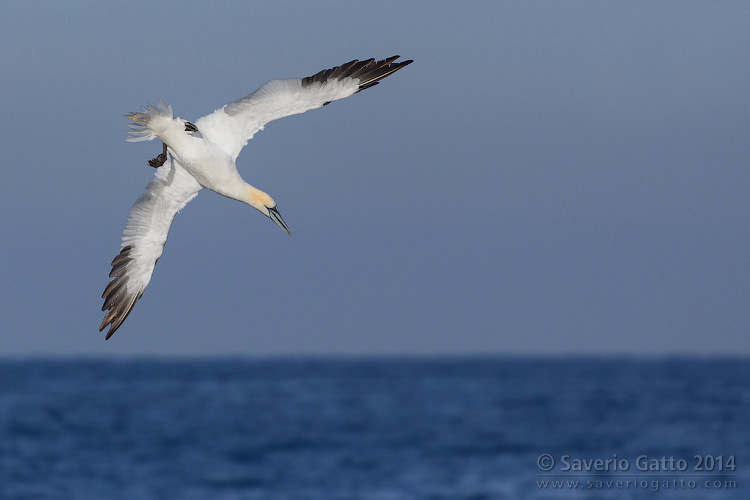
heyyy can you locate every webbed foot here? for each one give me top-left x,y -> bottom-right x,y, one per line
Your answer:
148,143 -> 168,168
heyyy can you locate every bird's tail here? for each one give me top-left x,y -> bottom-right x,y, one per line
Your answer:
125,99 -> 174,142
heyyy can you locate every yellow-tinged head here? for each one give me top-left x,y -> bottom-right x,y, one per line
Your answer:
245,184 -> 291,236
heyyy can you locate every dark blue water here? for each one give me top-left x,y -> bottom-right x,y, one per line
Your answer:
0,358 -> 747,499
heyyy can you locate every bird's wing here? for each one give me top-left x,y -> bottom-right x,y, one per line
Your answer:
195,55 -> 413,160
100,156 -> 202,339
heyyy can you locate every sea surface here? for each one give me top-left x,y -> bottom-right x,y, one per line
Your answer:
0,358 -> 747,499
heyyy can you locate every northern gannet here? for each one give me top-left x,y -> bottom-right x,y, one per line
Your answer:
100,56 -> 413,339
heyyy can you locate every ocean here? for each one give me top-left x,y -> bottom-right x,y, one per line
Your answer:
0,358 -> 747,499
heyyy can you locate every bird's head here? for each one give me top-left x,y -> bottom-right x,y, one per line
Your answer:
245,185 -> 291,236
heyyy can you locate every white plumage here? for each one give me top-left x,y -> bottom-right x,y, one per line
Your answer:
100,56 -> 413,338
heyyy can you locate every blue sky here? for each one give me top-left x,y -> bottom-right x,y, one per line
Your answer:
1,1 -> 748,357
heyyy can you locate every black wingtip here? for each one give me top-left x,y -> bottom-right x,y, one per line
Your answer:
100,245 -> 144,340
301,55 -> 413,91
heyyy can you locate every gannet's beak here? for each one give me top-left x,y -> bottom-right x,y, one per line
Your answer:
268,205 -> 291,236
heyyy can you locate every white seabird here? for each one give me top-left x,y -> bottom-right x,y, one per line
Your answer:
100,56 -> 413,338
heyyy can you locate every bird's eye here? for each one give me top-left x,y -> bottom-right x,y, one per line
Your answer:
185,121 -> 198,132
